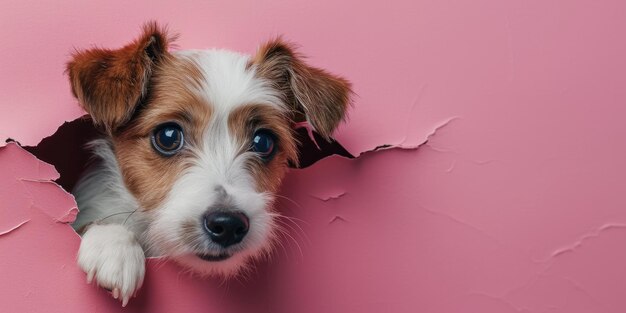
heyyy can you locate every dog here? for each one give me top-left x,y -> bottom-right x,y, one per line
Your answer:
67,22 -> 351,306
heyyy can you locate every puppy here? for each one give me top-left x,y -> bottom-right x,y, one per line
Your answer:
67,22 -> 351,306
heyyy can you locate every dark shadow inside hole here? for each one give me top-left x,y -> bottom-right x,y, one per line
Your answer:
24,116 -> 354,193
24,116 -> 101,192
290,127 -> 354,168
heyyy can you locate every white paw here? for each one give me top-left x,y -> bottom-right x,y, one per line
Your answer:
78,223 -> 145,307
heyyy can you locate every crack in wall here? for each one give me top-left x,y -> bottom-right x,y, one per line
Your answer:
311,191 -> 347,202
422,206 -> 503,245
328,216 -> 348,224
542,223 -> 626,261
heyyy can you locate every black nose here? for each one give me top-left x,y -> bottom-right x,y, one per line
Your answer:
203,212 -> 249,247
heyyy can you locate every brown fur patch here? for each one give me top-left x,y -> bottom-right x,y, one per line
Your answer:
67,22 -> 175,134
252,38 -> 353,140
113,55 -> 211,211
228,104 -> 298,193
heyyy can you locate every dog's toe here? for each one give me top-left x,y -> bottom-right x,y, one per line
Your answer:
78,223 -> 146,306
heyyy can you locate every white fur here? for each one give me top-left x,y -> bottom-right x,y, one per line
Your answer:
175,50 -> 284,114
144,50 -> 282,275
145,129 -> 276,275
73,49 -> 286,300
78,223 -> 145,307
73,139 -> 144,234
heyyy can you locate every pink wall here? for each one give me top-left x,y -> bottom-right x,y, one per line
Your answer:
2,0 -> 626,312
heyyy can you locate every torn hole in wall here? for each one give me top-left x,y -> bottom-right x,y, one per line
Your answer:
20,115 -> 457,236
21,116 -> 355,231
2,105 -> 460,310
23,117 -> 100,193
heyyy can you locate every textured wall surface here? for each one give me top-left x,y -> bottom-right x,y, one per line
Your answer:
1,0 -> 626,312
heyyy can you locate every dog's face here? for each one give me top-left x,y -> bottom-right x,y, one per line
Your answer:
67,23 -> 351,276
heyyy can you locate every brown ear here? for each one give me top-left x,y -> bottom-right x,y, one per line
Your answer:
67,22 -> 172,133
253,38 -> 352,140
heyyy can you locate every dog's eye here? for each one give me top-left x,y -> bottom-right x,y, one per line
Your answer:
251,129 -> 276,160
151,123 -> 184,156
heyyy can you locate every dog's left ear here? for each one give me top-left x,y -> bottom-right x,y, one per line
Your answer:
67,22 -> 172,133
253,38 -> 352,140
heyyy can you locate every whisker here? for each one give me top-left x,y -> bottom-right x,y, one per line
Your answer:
273,224 -> 304,259
271,213 -> 309,226
123,209 -> 139,225
273,218 -> 309,247
97,210 -> 136,222
269,213 -> 311,245
268,226 -> 290,261
274,194 -> 302,210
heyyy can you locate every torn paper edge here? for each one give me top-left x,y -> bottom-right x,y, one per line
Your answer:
0,220 -> 30,236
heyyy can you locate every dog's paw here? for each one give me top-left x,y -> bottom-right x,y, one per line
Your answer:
78,223 -> 145,307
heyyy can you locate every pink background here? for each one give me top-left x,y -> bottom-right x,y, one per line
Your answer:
2,0 -> 626,312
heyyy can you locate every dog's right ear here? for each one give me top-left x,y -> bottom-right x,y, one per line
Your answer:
67,22 -> 172,133
253,38 -> 352,141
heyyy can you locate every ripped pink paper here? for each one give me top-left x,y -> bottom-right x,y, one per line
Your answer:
2,0 -> 626,312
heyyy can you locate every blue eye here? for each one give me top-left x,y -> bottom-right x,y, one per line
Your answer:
251,130 -> 276,160
151,123 -> 184,156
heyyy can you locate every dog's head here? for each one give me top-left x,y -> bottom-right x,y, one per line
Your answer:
67,22 -> 351,276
